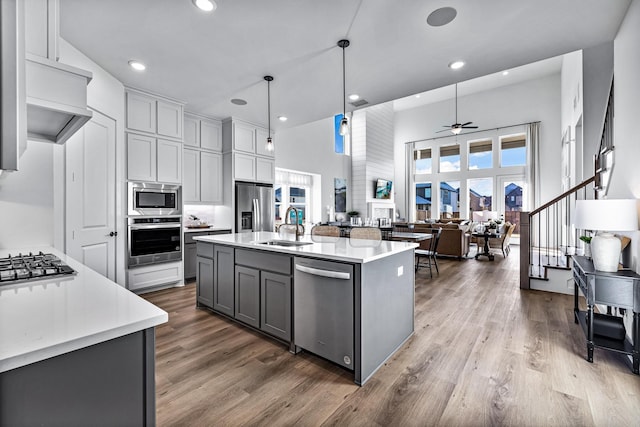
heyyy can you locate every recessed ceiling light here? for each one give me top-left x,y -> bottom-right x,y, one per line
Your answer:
348,94 -> 360,101
128,60 -> 146,71
192,0 -> 217,12
415,94 -> 421,98
448,60 -> 465,70
502,71 -> 509,76
278,116 -> 288,122
426,7 -> 457,27
230,98 -> 247,106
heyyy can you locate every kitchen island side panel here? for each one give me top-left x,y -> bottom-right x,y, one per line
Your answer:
357,249 -> 414,385
0,328 -> 156,427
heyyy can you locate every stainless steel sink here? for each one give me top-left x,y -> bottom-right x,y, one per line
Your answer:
255,239 -> 312,247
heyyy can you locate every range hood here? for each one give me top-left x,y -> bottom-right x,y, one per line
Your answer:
25,53 -> 92,144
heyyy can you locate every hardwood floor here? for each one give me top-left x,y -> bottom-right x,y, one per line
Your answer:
143,246 -> 640,426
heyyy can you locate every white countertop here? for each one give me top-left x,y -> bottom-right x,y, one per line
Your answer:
193,232 -> 417,264
184,226 -> 232,234
0,247 -> 168,373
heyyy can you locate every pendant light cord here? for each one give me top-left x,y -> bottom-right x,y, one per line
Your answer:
267,79 -> 271,135
342,45 -> 346,118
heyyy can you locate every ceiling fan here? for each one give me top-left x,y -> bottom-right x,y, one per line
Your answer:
437,83 -> 478,134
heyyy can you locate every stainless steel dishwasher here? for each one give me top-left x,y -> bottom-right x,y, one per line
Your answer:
294,257 -> 354,370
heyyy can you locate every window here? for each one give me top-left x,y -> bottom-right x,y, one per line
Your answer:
274,185 -> 282,222
440,181 -> 460,218
275,169 -> 314,229
415,148 -> 432,174
334,114 -> 345,154
440,145 -> 460,172
501,135 -> 526,167
468,178 -> 493,212
468,139 -> 492,170
289,187 -> 306,224
503,179 -> 524,235
415,182 -> 432,220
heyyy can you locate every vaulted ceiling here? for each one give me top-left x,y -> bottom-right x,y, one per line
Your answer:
59,0 -> 630,130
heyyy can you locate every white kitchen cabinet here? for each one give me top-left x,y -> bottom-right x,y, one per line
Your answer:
233,152 -> 256,182
256,157 -> 275,183
183,149 -> 200,202
157,139 -> 182,184
184,113 -> 222,152
127,261 -> 183,292
126,89 -> 184,141
183,115 -> 200,148
200,151 -> 222,203
128,133 -> 182,184
127,133 -> 156,182
183,148 -> 222,203
200,119 -> 222,152
157,100 -> 183,139
126,92 -> 156,134
233,121 -> 256,153
24,0 -> 59,60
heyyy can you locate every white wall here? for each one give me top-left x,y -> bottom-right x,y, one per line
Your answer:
275,117 -> 352,221
611,0 -> 640,272
393,73 -> 562,218
0,141 -> 54,249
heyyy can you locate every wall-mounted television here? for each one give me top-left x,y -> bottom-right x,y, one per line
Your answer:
375,179 -> 393,199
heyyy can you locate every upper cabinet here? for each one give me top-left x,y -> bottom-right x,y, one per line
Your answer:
125,88 -> 184,184
223,118 -> 274,158
222,118 -> 275,184
184,113 -> 222,152
126,88 -> 183,140
24,0 -> 59,61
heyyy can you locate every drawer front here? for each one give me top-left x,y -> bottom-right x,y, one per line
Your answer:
594,277 -> 634,309
196,241 -> 214,259
235,249 -> 292,275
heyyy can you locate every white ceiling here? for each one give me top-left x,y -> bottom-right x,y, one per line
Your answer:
59,0 -> 630,131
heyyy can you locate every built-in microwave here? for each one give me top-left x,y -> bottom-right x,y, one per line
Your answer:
128,182 -> 182,216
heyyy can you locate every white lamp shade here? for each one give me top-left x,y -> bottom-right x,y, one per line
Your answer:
573,199 -> 638,231
573,199 -> 638,272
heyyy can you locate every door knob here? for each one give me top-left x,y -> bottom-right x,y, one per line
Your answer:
109,231 -> 118,237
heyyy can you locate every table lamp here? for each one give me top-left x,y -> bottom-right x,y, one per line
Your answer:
573,199 -> 638,272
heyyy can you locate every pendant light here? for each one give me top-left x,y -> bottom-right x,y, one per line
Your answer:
337,39 -> 350,136
264,75 -> 274,152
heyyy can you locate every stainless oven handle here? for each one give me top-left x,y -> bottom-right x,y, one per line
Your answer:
129,224 -> 181,230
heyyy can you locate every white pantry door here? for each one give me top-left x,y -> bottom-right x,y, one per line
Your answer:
66,110 -> 116,280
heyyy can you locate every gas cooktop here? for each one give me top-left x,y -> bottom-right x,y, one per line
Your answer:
0,252 -> 76,285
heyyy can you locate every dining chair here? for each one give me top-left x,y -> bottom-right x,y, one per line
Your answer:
310,225 -> 341,237
415,228 -> 442,278
349,227 -> 382,240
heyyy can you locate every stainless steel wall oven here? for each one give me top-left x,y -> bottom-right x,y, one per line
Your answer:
127,216 -> 182,267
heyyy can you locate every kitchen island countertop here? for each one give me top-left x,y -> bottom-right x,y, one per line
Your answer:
0,247 -> 168,373
193,231 -> 417,264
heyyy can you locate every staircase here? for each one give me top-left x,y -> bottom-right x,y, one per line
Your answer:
520,78 -> 614,292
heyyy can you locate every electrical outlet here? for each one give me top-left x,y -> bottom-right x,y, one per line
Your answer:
397,266 -> 403,276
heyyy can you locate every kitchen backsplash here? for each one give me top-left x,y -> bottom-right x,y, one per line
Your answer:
184,205 -> 233,229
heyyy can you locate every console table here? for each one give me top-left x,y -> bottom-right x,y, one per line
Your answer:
572,256 -> 640,374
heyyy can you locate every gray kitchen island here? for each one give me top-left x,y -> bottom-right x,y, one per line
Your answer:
194,231 -> 417,385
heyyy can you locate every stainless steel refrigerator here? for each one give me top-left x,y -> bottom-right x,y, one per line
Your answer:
235,182 -> 274,233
